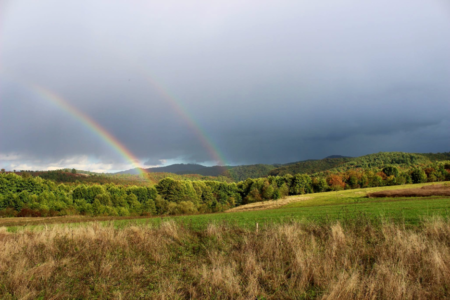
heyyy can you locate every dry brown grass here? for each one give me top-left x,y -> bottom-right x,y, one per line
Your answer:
368,184 -> 450,198
1,218 -> 450,299
226,195 -> 312,212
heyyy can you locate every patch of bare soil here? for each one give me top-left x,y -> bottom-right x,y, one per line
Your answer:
226,195 -> 311,213
368,184 -> 450,198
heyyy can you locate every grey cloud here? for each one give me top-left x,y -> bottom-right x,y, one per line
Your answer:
0,0 -> 449,170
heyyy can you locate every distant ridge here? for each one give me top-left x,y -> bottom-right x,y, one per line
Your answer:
115,163 -> 207,176
324,155 -> 352,159
115,151 -> 450,180
146,164 -> 206,174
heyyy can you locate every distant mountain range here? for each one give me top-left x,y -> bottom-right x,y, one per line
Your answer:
115,155 -> 352,179
115,164 -> 223,176
114,152 -> 450,181
324,155 -> 352,159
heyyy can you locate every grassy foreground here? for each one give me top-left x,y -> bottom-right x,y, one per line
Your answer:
1,182 -> 450,299
1,218 -> 450,299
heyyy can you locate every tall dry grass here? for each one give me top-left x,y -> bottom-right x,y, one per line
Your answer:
1,218 -> 450,299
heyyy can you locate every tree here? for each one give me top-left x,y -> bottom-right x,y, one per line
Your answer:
262,184 -> 274,200
312,177 -> 328,193
410,169 -> 427,184
348,175 -> 359,189
327,175 -> 345,190
126,193 -> 141,212
245,188 -> 262,203
289,174 -> 312,195
71,168 -> 77,174
142,199 -> 157,215
95,193 -> 112,206
177,201 -> 197,214
382,166 -> 399,177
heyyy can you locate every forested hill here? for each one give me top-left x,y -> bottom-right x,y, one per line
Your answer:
324,155 -> 352,159
268,157 -> 354,176
269,152 -> 449,176
114,152 -> 450,181
116,164 -> 207,175
117,164 -> 277,181
227,164 -> 279,181
176,166 -> 228,177
316,152 -> 434,174
421,152 -> 450,162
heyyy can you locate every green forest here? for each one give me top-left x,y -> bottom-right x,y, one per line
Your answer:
134,151 -> 450,180
1,152 -> 449,218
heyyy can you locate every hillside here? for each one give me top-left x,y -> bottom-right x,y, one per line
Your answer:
268,157 -> 353,176
117,164 -> 278,180
321,152 -> 432,174
420,152 -> 450,162
270,152 -> 450,177
176,165 -> 227,176
113,151 -> 450,181
227,164 -> 278,181
19,169 -> 230,186
115,164 -> 207,175
324,155 -> 352,159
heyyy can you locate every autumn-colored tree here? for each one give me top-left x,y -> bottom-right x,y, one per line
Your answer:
424,168 -> 435,176
376,171 -> 387,180
327,175 -> 345,190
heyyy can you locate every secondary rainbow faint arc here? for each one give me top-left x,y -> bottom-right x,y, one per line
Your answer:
90,42 -> 230,167
143,75 -> 228,166
32,84 -> 149,178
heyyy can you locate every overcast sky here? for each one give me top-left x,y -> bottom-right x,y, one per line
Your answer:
0,0 -> 449,172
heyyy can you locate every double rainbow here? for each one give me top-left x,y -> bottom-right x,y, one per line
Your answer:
1,73 -> 229,177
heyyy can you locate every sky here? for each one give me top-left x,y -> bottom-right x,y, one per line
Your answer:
0,0 -> 449,172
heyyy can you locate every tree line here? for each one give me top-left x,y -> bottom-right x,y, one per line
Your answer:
0,162 -> 449,217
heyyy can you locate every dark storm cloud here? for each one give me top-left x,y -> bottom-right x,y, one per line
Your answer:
0,0 -> 449,171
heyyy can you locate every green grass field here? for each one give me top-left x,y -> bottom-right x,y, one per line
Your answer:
108,195 -> 449,230
112,182 -> 450,229
5,182 -> 450,232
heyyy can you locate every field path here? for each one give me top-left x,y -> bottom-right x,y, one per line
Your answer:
226,195 -> 311,212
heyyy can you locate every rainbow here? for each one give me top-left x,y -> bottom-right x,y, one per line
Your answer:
99,46 -> 229,167
30,84 -> 149,179
2,68 -> 230,176
143,76 -> 228,166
